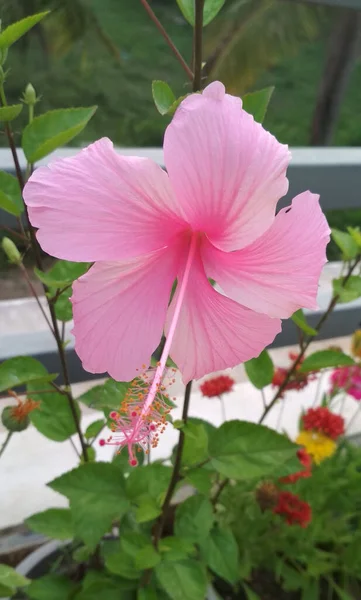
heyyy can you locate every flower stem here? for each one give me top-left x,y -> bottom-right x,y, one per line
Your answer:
0,431 -> 12,460
218,394 -> 227,422
140,0 -> 193,82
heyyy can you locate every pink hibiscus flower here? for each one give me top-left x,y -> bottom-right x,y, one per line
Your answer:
23,82 -> 329,457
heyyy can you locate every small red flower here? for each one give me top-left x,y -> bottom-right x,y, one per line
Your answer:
302,406 -> 344,440
200,375 -> 235,398
273,491 -> 312,527
271,352 -> 317,398
280,448 -> 312,484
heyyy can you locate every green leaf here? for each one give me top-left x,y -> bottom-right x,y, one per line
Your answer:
209,420 -> 298,480
29,384 -> 80,442
159,537 -> 195,562
0,564 -> 30,591
22,106 -> 97,163
175,495 -> 213,542
244,350 -> 274,389
76,573 -> 135,600
126,463 -> 171,505
200,527 -> 239,585
35,260 -> 90,289
105,549 -> 142,580
0,104 -> 22,122
331,228 -> 359,260
333,275 -> 361,304
54,287 -> 73,322
48,463 -> 129,548
135,499 -> 161,523
176,0 -> 225,27
78,378 -> 130,412
152,81 -> 176,115
137,588 -> 160,600
184,468 -> 213,494
291,309 -> 317,336
348,226 -> 361,248
0,12 -> 49,49
27,575 -> 78,600
26,508 -> 73,540
156,559 -> 207,600
85,419 -> 105,440
0,583 -> 13,597
242,87 -> 274,123
0,356 -> 56,393
243,584 -> 261,600
299,350 -> 355,373
135,545 -> 161,570
0,171 -> 23,216
182,420 -> 209,467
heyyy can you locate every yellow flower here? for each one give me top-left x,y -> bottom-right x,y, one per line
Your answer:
296,430 -> 336,464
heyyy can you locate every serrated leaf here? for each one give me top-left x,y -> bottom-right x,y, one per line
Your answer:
156,559 -> 207,600
331,229 -> 359,260
0,171 -> 23,216
0,12 -> 49,49
85,419 -> 105,440
242,87 -> 274,123
0,104 -> 22,122
26,508 -> 73,540
333,275 -> 361,304
299,350 -> 355,373
175,495 -> 213,542
244,350 -> 274,389
209,421 -> 298,480
0,356 -> 56,393
35,260 -> 90,288
26,574 -> 78,600
22,106 -> 97,163
291,309 -> 317,336
48,463 -> 129,548
28,383 -> 80,442
176,0 -> 225,26
199,528 -> 239,584
0,564 -> 30,591
152,81 -> 176,115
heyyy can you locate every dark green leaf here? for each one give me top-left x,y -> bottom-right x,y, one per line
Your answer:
54,287 -> 73,322
76,573 -> 135,600
27,575 -> 78,600
152,81 -> 176,115
35,260 -> 90,289
0,564 -> 30,591
85,419 -> 105,440
242,87 -> 274,123
156,559 -> 207,600
244,350 -> 274,389
29,384 -> 80,442
159,537 -> 195,562
331,229 -> 359,260
291,309 -> 317,336
209,420 -> 298,480
135,499 -> 161,523
0,104 -> 22,122
176,0 -> 225,26
184,468 -> 213,494
135,545 -> 160,569
137,588 -> 160,600
0,356 -> 56,393
299,350 -> 355,373
175,495 -> 213,542
0,12 -> 49,49
0,171 -> 23,216
333,276 -> 361,304
105,549 -> 142,580
199,528 -> 239,584
22,107 -> 97,163
78,378 -> 129,412
26,508 -> 73,540
48,463 -> 129,548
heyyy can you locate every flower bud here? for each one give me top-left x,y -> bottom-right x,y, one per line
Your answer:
1,237 -> 22,265
255,481 -> 279,511
1,406 -> 29,432
23,83 -> 37,105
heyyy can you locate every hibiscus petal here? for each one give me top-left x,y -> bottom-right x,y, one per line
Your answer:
202,192 -> 330,319
71,244 -> 181,381
166,251 -> 281,383
164,81 -> 290,252
24,138 -> 185,262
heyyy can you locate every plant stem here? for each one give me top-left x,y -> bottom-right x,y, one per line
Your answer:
218,394 -> 227,422
19,263 -> 56,336
259,256 -> 361,424
152,380 -> 193,548
212,477 -> 229,506
0,431 -> 12,459
140,0 -> 194,82
193,0 -> 205,92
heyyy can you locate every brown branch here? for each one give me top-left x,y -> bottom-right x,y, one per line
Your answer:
211,477 -> 229,506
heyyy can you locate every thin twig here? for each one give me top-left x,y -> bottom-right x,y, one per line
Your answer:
0,431 -> 12,460
193,0 -> 205,92
0,225 -> 27,243
140,0 -> 193,81
212,477 -> 229,506
19,264 -> 56,336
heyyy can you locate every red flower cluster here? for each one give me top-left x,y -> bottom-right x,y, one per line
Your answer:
302,406 -> 344,440
273,491 -> 312,527
200,375 -> 235,398
280,448 -> 312,484
271,352 -> 317,398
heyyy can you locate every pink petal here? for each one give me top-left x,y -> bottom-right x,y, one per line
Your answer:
202,192 -> 330,319
72,244 -> 182,381
164,81 -> 290,252
24,138 -> 186,262
166,251 -> 281,383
